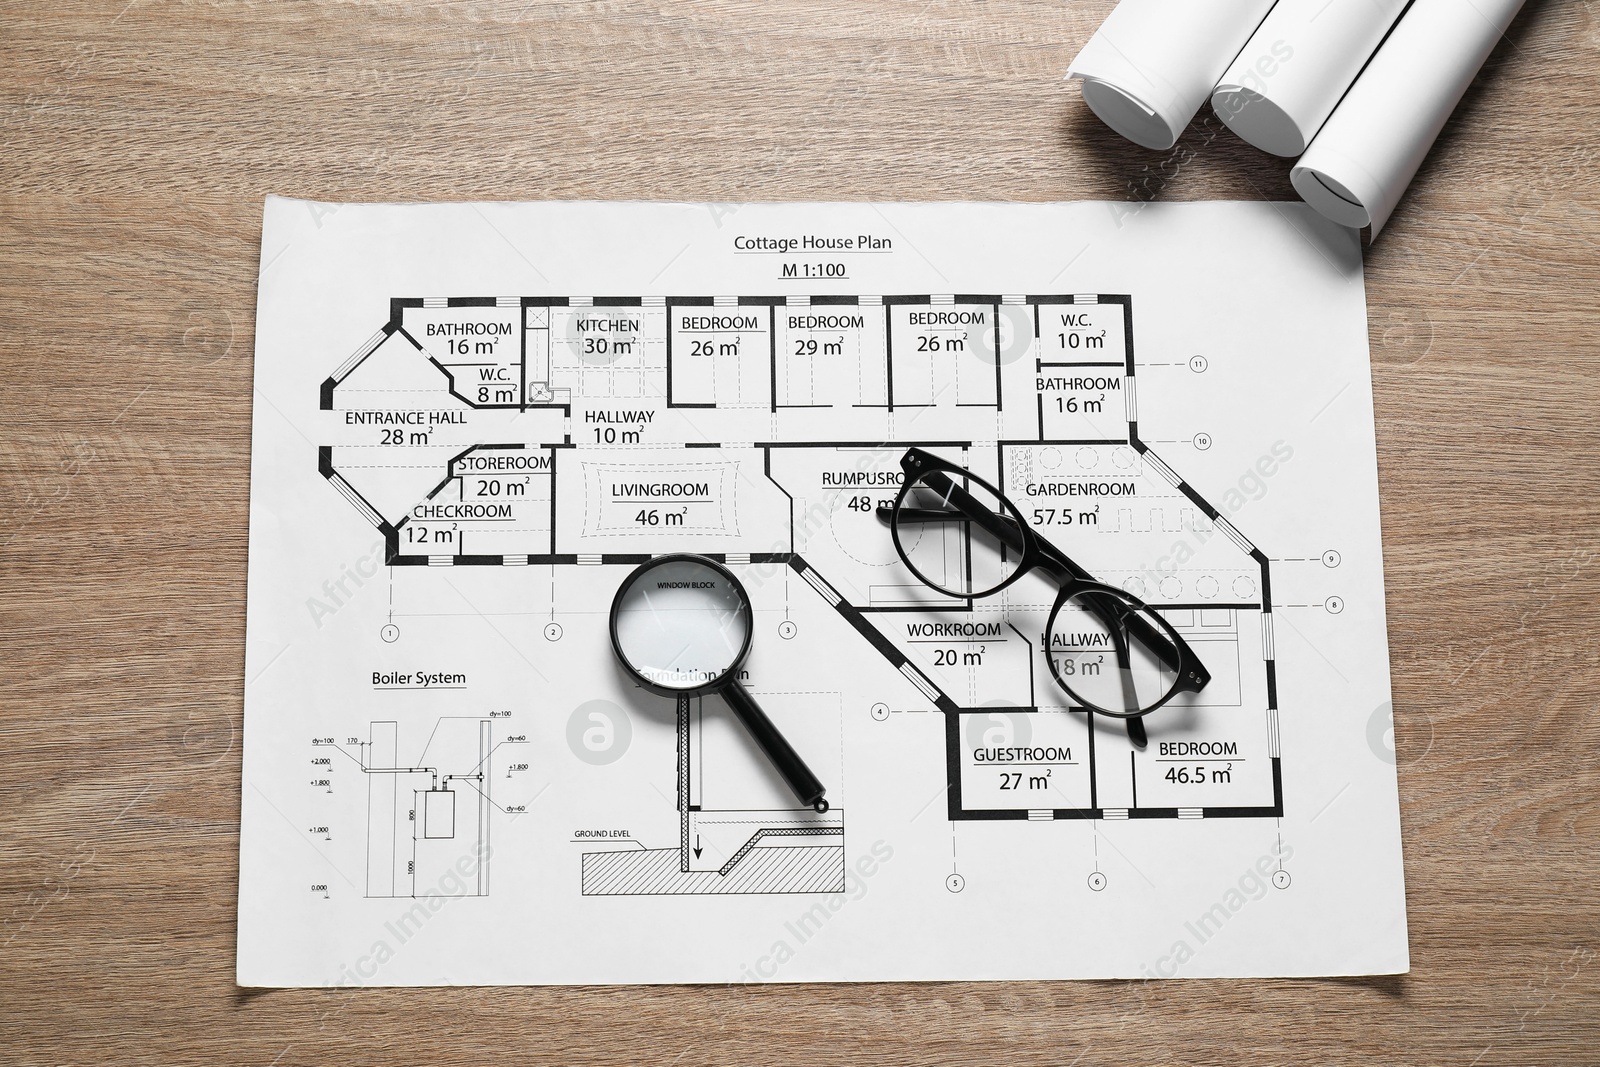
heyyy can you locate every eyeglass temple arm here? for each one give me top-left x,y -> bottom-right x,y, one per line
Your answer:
1109,625 -> 1150,749
1023,525 -> 1208,694
886,468 -> 1208,695
913,469 -> 1032,556
1084,589 -> 1209,695
879,492 -> 1098,584
1125,717 -> 1148,747
1036,540 -> 1209,696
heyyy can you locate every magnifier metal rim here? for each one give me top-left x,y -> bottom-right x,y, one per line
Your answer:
608,552 -> 754,698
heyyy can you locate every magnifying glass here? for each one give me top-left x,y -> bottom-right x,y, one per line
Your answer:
609,553 -> 829,813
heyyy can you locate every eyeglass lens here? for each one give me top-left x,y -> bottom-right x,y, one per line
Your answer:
892,469 -> 1027,598
1047,588 -> 1184,716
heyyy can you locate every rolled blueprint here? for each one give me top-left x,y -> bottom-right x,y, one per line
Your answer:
1211,0 -> 1411,157
1067,0 -> 1279,151
1291,0 -> 1527,236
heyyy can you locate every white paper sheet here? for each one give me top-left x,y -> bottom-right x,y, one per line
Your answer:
1291,0 -> 1526,234
238,199 -> 1410,986
1212,0 -> 1411,157
1067,0 -> 1277,150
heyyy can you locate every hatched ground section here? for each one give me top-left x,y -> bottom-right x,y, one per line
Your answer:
582,835 -> 845,895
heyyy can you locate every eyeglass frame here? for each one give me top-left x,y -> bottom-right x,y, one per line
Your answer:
883,446 -> 1211,726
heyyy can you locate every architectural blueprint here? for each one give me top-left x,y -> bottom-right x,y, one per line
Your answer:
237,199 -> 1409,984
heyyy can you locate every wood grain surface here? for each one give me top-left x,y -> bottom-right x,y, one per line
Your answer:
2,1 -> 1597,1063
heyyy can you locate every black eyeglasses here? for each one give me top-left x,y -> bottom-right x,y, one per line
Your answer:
880,447 -> 1211,748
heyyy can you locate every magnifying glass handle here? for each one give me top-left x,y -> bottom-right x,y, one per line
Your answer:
721,681 -> 829,813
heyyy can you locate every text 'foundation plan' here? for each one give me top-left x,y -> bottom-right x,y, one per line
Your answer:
238,199 -> 1408,985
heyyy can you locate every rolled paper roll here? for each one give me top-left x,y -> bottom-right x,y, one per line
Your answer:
1291,0 -> 1528,236
1212,0 -> 1411,157
1067,0 -> 1279,151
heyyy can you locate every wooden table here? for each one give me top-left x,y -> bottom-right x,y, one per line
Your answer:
3,2 -> 1596,1062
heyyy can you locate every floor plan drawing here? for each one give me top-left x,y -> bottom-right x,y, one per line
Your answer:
238,200 -> 1410,985
320,292 -> 1281,831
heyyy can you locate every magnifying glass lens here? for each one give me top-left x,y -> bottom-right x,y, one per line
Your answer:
612,558 -> 750,690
